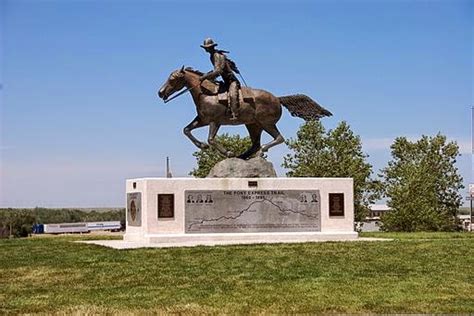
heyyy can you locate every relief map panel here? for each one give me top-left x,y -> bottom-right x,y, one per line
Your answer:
185,190 -> 321,233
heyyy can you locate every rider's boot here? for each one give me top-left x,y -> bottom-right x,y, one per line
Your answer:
230,109 -> 239,121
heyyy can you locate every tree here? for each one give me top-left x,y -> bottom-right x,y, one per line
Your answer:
380,134 -> 464,231
190,133 -> 252,178
0,208 -> 125,238
283,120 -> 377,221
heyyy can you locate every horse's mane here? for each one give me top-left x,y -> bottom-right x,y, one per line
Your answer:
184,67 -> 204,76
184,67 -> 220,87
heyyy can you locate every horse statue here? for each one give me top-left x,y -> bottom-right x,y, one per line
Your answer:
158,66 -> 332,160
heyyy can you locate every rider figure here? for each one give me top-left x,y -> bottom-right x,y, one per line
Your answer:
199,38 -> 241,120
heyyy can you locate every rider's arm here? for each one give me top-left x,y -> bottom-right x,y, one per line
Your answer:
200,54 -> 225,81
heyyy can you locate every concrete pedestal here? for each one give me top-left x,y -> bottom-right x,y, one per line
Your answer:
122,177 -> 357,247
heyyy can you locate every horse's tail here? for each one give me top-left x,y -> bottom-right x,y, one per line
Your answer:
279,94 -> 332,121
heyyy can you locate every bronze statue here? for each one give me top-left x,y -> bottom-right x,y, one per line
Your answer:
199,38 -> 241,120
158,41 -> 332,160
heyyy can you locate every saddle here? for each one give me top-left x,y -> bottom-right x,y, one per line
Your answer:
201,80 -> 255,105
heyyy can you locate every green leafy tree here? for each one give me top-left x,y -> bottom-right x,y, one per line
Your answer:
380,134 -> 464,231
283,120 -> 378,221
0,208 -> 125,238
190,133 -> 252,178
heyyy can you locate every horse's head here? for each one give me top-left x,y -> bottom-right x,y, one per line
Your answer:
158,66 -> 187,101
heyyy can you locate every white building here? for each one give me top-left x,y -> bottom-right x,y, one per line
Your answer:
368,204 -> 391,219
355,204 -> 392,232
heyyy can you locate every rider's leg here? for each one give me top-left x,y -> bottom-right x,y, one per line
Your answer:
229,81 -> 240,120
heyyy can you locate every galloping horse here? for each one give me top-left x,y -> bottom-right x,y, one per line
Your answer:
158,67 -> 332,159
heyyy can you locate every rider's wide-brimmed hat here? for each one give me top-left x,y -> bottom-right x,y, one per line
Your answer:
201,38 -> 218,49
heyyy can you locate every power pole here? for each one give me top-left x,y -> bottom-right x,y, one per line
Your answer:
166,156 -> 173,178
471,107 -> 473,231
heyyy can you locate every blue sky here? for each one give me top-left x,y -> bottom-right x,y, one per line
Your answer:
0,0 -> 472,207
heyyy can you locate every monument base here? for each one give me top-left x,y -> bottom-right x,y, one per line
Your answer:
132,231 -> 357,246
81,231 -> 360,249
123,177 -> 356,248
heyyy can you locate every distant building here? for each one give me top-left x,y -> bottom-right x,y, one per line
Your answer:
358,205 -> 472,232
368,204 -> 391,219
356,204 -> 392,232
457,215 -> 472,231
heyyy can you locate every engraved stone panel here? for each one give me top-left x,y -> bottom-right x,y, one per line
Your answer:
127,192 -> 142,226
185,190 -> 321,233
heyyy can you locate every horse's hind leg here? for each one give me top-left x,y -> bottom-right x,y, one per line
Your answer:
258,124 -> 285,156
183,116 -> 209,150
238,124 -> 263,160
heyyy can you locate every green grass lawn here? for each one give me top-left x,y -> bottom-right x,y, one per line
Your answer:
0,233 -> 473,314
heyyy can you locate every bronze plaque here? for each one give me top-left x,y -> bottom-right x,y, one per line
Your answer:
158,194 -> 174,218
329,193 -> 344,217
127,192 -> 142,226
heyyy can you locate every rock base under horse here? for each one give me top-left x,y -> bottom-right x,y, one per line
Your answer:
207,157 -> 277,178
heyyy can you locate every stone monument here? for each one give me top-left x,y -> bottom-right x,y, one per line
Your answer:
122,38 -> 357,247
124,177 -> 356,247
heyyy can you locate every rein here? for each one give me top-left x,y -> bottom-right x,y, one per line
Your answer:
163,84 -> 200,104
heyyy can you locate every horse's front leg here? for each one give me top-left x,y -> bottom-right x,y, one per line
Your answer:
208,122 -> 235,158
183,116 -> 209,150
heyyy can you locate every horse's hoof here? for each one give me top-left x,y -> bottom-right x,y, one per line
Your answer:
226,151 -> 235,158
200,143 -> 210,150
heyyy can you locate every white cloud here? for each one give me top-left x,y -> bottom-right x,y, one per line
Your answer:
362,138 -> 394,151
457,140 -> 471,155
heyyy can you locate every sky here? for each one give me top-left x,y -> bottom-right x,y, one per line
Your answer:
0,0 -> 472,207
